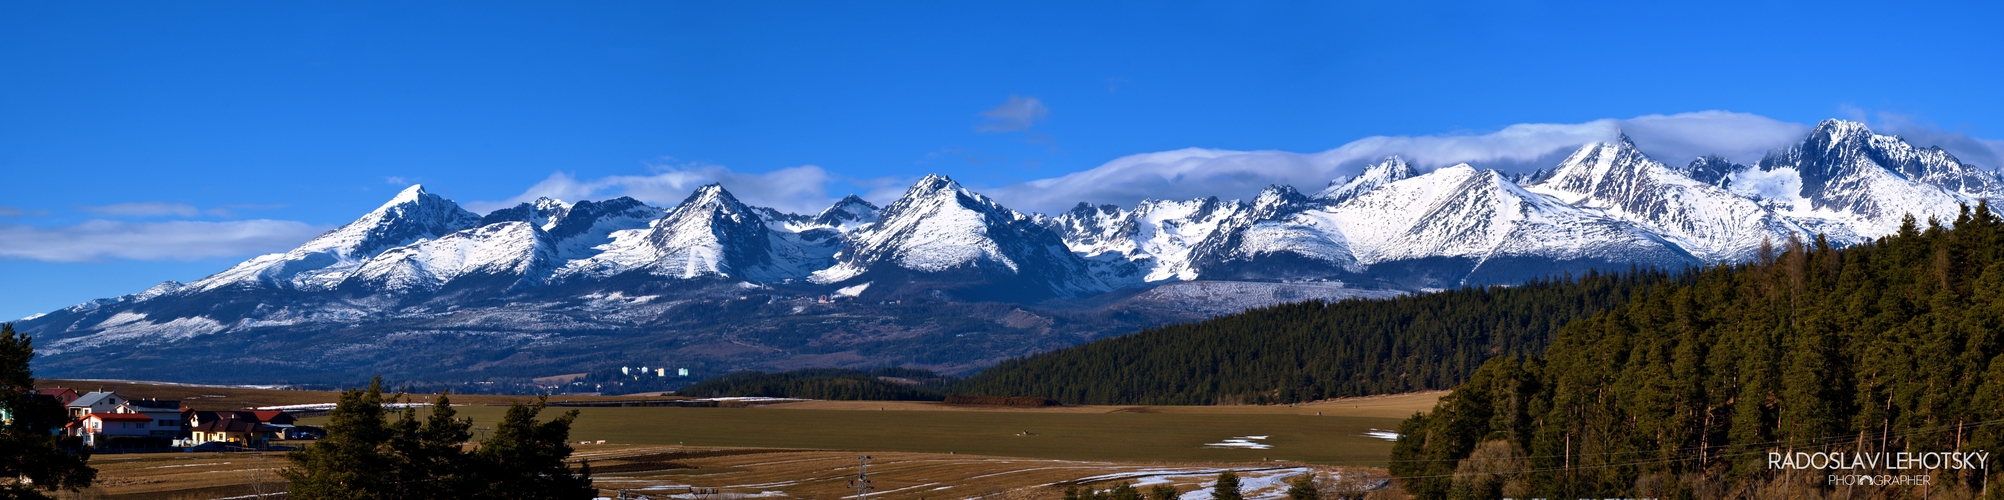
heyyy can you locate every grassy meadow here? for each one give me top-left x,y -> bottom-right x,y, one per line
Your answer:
299,392 -> 1440,466
69,381 -> 1439,497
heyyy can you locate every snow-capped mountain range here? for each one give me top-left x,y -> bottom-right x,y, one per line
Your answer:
18,119 -> 2001,383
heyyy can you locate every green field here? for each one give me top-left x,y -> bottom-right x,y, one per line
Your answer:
311,405 -> 1403,465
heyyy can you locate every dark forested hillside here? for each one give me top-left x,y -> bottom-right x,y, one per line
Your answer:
1391,205 -> 2004,498
674,368 -> 949,401
952,270 -> 1671,405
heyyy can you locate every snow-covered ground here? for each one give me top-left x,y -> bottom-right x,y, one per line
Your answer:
1202,436 -> 1272,449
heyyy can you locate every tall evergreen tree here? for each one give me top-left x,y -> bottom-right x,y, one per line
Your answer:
1210,471 -> 1242,500
0,322 -> 95,500
466,398 -> 592,499
387,391 -> 473,499
1285,473 -> 1319,500
283,378 -> 397,499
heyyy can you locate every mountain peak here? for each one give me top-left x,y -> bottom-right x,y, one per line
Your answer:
380,184 -> 431,210
680,183 -> 747,210
1317,156 -> 1418,204
1810,119 -> 1875,146
813,194 -> 881,228
911,174 -> 962,193
1614,130 -> 1638,148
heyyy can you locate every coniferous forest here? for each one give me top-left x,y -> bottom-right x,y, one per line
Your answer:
952,269 -> 1668,405
1391,204 -> 2004,498
673,367 -> 950,401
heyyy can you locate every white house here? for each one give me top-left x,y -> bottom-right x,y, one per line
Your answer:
66,412 -> 155,447
66,391 -> 125,419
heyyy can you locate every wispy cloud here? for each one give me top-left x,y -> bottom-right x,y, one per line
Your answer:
75,202 -> 286,219
79,202 -> 203,218
0,206 -> 51,219
984,111 -> 1812,213
470,164 -> 852,215
0,220 -> 330,262
204,204 -> 288,218
976,95 -> 1050,133
975,94 -> 1059,154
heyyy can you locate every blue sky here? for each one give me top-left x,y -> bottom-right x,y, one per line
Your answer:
5,1 -> 2004,320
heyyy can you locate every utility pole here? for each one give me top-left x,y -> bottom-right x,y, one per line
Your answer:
848,455 -> 874,500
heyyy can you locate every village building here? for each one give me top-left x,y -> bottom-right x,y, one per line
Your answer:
114,399 -> 187,438
188,418 -> 283,446
183,410 -> 303,446
38,387 -> 80,406
66,391 -> 126,419
66,412 -> 158,448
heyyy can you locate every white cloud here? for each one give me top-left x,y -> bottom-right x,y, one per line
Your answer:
976,95 -> 1050,133
984,111 -> 1812,213
0,220 -> 330,262
79,202 -> 203,218
470,164 -> 846,215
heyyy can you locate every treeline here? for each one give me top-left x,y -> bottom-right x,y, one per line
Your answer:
285,378 -> 593,499
674,367 -> 952,401
950,270 -> 1668,405
942,395 -> 1058,407
1391,206 -> 2004,498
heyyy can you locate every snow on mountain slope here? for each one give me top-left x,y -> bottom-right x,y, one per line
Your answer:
1048,197 -> 1241,282
1318,165 -> 1481,261
812,174 -> 1108,297
1187,185 -> 1360,276
479,197 -> 572,230
189,185 -> 483,292
345,221 -> 559,292
1528,136 -> 1805,261
812,195 -> 881,231
1316,156 -> 1417,204
1325,165 -> 1696,279
559,184 -> 835,281
1752,119 -> 1999,238
541,197 -> 662,259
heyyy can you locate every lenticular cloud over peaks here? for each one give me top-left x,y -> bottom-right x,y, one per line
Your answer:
987,111 -> 1812,213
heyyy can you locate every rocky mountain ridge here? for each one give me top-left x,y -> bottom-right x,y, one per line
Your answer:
18,119 -> 2000,383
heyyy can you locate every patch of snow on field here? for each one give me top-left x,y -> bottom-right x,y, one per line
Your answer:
695,397 -> 809,404
1162,468 -> 1312,500
653,491 -> 786,499
1202,436 -> 1272,449
1364,429 -> 1400,441
253,402 -> 442,411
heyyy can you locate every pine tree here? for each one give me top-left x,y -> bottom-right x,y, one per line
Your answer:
0,322 -> 96,499
387,391 -> 473,498
282,377 -> 397,499
1211,471 -> 1242,500
1147,484 -> 1178,500
467,397 -> 593,499
1106,482 -> 1141,500
1285,473 -> 1319,500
